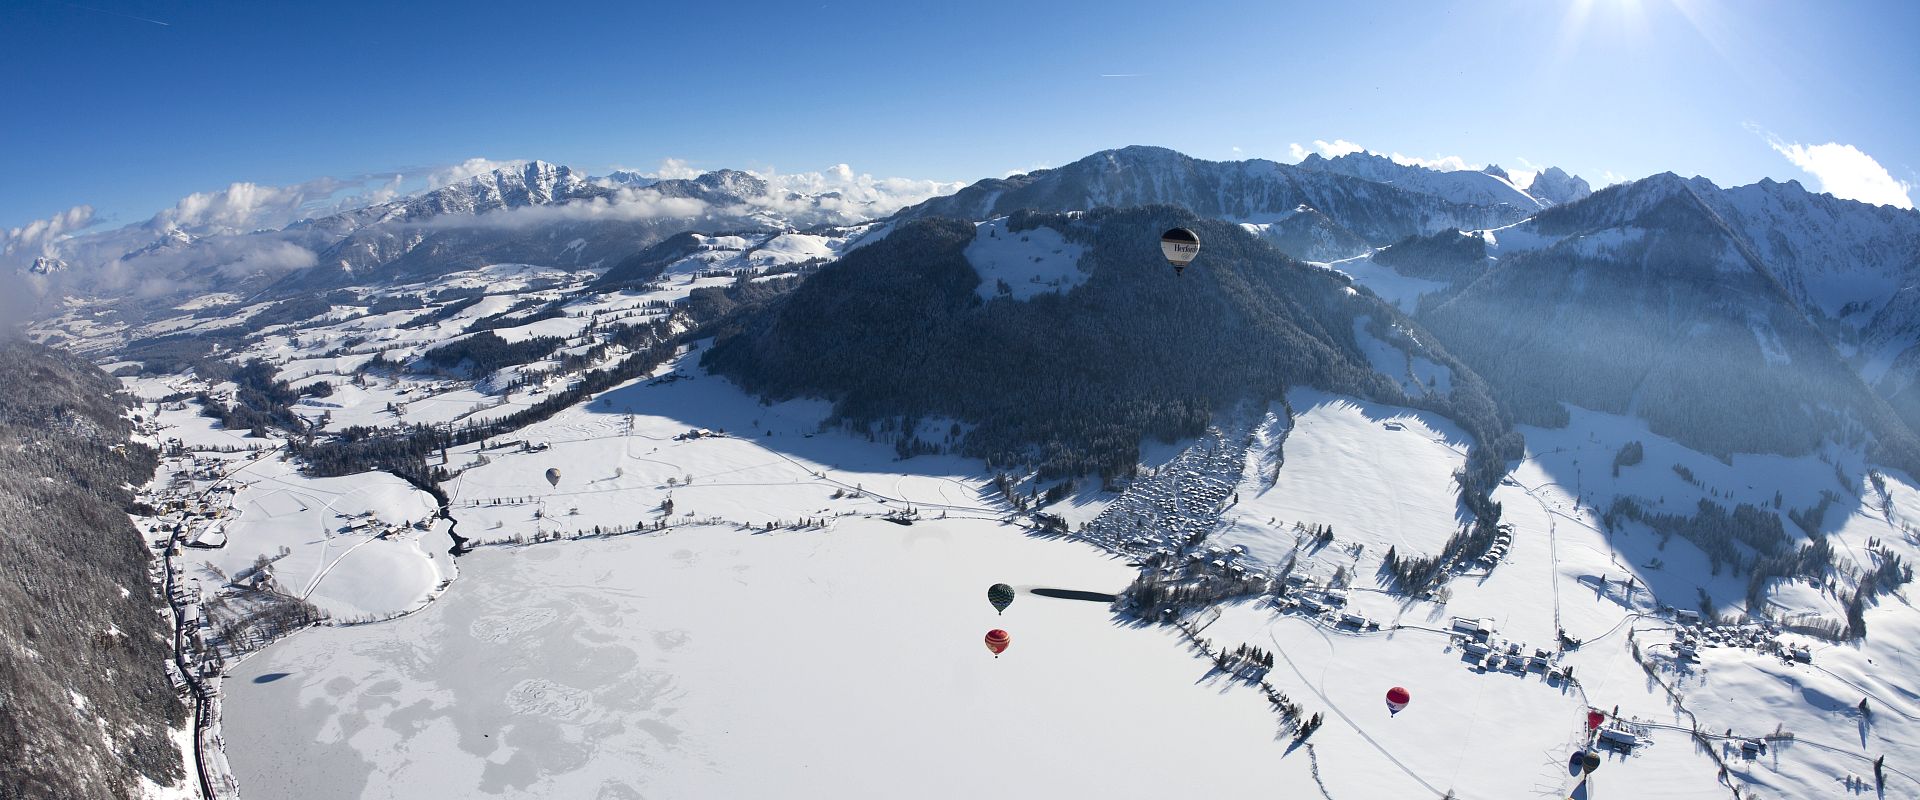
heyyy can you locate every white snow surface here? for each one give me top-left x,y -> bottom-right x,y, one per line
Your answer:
1218,389 -> 1470,569
87,197 -> 1920,800
1313,253 -> 1448,312
965,218 -> 1088,301
224,519 -> 1306,799
1353,317 -> 1453,398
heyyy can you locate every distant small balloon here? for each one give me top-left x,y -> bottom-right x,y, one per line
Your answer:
1385,686 -> 1411,715
988,583 -> 1015,615
1160,227 -> 1201,276
545,467 -> 561,488
985,629 -> 1011,658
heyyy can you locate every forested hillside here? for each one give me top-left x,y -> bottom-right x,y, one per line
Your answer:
893,146 -> 1533,244
1419,182 -> 1920,475
704,207 -> 1521,485
0,337 -> 182,799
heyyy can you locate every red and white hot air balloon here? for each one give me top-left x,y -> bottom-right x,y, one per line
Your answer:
1385,686 -> 1411,715
985,629 -> 1011,658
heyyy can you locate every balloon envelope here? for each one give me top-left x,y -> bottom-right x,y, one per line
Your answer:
1385,686 -> 1411,714
1160,227 -> 1200,274
985,629 -> 1011,656
1587,710 -> 1605,731
1581,751 -> 1601,774
988,583 -> 1015,615
545,468 -> 561,487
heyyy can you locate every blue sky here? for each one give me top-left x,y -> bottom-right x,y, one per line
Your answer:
3,0 -> 1916,231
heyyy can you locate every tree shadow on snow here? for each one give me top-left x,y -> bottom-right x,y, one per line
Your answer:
584,360 -> 995,493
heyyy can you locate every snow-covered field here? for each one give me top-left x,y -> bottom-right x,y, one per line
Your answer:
964,217 -> 1087,301
203,344 -> 1920,799
1217,389 -> 1471,569
224,519 -> 1309,800
129,391 -> 453,623
1312,254 -> 1448,311
80,237 -> 1920,800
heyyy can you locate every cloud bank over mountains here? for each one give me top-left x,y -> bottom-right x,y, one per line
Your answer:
1766,136 -> 1914,210
0,157 -> 960,301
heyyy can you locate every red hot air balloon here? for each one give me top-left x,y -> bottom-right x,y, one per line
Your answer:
1385,686 -> 1411,715
985,629 -> 1011,658
1587,710 -> 1606,731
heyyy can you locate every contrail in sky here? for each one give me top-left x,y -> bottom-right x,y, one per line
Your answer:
62,2 -> 171,26
1100,73 -> 1145,78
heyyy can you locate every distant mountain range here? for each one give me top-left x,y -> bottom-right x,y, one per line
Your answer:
17,160 -> 949,307
22,143 -> 1920,470
875,146 -> 1920,471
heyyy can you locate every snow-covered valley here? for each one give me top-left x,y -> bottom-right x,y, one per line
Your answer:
21,150 -> 1920,800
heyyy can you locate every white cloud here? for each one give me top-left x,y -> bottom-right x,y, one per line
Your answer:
409,187 -> 712,232
150,178 -> 352,234
404,160 -> 955,231
1387,152 -> 1473,172
645,158 -> 703,181
1766,137 -> 1914,209
426,158 -> 527,189
9,155 -> 958,304
752,164 -> 965,221
2,204 -> 96,264
1286,139 -> 1476,172
340,174 -> 407,208
1289,139 -> 1366,161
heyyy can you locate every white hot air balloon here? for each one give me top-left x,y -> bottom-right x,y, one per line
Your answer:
1160,227 -> 1200,275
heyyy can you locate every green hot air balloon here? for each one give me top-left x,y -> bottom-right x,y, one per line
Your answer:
987,583 -> 1016,615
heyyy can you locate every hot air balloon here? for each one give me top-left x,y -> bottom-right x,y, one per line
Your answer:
1385,686 -> 1411,715
1160,227 -> 1200,276
1587,710 -> 1606,732
985,629 -> 1011,658
545,468 -> 561,488
1581,750 -> 1601,774
988,584 -> 1016,615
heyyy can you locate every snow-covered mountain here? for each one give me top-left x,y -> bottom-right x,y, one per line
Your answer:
1293,151 -> 1548,210
1352,169 -> 1920,471
1240,205 -> 1373,262
894,146 -> 1547,244
19,160 -> 952,312
1525,166 -> 1593,205
35,143 -> 1920,800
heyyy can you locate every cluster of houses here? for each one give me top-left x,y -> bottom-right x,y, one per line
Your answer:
334,509 -> 423,541
1274,585 -> 1383,630
1666,611 -> 1813,665
1477,525 -> 1516,568
1082,428 -> 1244,555
1451,617 -> 1573,682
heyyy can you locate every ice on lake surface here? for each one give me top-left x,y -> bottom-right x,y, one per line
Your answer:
224,518 -> 1307,799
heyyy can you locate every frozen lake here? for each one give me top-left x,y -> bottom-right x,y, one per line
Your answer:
224,518 -> 1307,799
